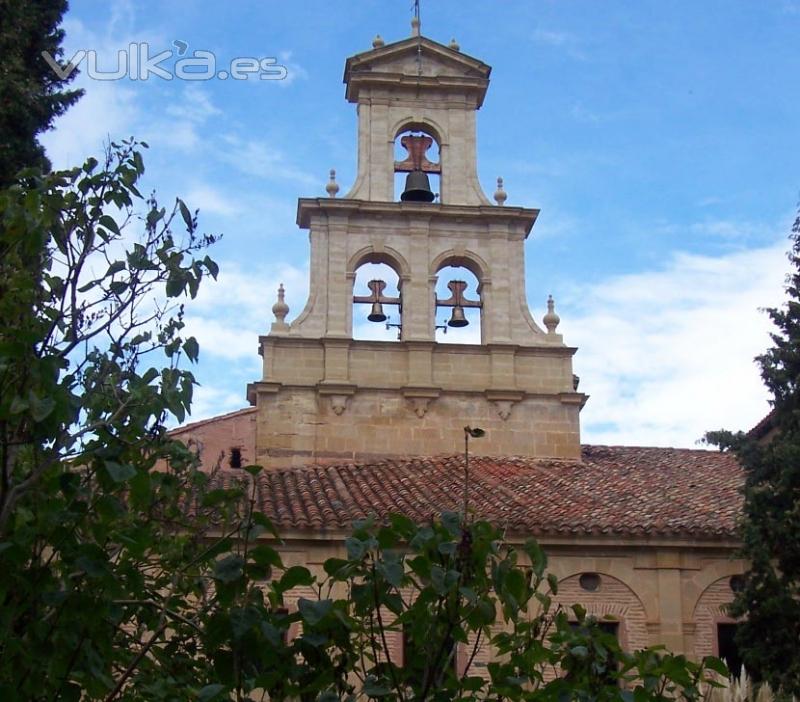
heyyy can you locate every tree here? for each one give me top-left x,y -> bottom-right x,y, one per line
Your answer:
0,140 -> 230,700
0,0 -> 83,185
706,206 -> 800,696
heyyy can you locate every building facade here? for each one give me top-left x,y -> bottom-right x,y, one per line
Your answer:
174,23 -> 745,670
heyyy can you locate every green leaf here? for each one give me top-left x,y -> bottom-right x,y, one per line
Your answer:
201,488 -> 241,507
99,214 -> 120,235
252,511 -> 279,538
203,255 -> 219,279
183,337 -> 199,362
276,565 -> 314,593
198,683 -> 226,701
178,199 -> 193,230
363,677 -> 392,697
105,461 -> 136,483
28,394 -> 55,422
105,260 -> 126,275
250,544 -> 282,569
8,396 -> 28,414
298,597 -> 332,626
376,560 -> 404,587
702,655 -> 729,677
213,554 -> 245,583
323,557 -> 351,578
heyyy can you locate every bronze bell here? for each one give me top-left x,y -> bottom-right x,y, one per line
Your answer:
368,301 -> 387,323
400,169 -> 435,202
448,305 -> 468,328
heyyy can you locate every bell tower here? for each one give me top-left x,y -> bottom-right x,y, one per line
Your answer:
248,25 -> 587,468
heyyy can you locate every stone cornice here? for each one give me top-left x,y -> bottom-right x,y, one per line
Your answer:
296,198 -> 539,237
259,334 -> 576,356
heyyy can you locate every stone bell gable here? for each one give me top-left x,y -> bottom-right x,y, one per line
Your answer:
247,28 -> 586,468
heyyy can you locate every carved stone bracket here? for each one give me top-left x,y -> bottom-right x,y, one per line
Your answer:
494,400 -> 514,421
485,389 -> 524,422
402,386 -> 441,419
317,382 -> 356,416
330,395 -> 349,415
410,397 -> 432,418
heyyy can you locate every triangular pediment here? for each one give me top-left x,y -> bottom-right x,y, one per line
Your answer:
344,36 -> 491,105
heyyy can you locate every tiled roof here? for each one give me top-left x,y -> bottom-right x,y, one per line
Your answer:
205,446 -> 743,539
747,409 -> 775,440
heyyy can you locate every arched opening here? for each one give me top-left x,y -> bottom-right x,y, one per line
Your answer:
352,262 -> 402,341
394,129 -> 441,203
434,265 -> 481,344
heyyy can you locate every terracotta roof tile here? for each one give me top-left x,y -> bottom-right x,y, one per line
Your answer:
207,446 -> 743,539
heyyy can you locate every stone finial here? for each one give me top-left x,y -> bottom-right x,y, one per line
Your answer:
493,177 -> 507,206
411,15 -> 420,37
326,168 -> 339,198
448,38 -> 460,51
543,294 -> 560,334
372,34 -> 385,48
272,283 -> 290,327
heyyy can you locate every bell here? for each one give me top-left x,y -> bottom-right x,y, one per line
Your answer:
368,301 -> 387,323
447,305 -> 468,328
400,170 -> 435,202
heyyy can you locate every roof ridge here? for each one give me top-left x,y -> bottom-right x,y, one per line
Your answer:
169,406 -> 256,434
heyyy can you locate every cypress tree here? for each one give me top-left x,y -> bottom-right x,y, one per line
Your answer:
706,206 -> 800,695
0,0 -> 83,186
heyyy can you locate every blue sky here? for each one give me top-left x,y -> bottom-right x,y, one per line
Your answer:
45,0 -> 800,447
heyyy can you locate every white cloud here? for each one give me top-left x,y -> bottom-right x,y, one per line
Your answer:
532,28 -> 586,60
219,134 -> 317,186
165,85 -> 221,122
184,384 -> 247,424
276,51 -> 308,87
532,29 -> 574,47
183,260 -> 308,362
559,241 -> 789,447
183,184 -> 241,217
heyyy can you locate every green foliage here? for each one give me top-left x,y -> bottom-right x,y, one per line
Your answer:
705,207 -> 800,696
0,138 -> 726,700
0,140 -> 227,700
180,503 -> 725,702
0,0 -> 83,185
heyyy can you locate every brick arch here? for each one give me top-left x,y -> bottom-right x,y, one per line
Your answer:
692,576 -> 737,659
555,572 -> 649,652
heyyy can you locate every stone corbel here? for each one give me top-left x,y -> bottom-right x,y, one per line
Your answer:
485,389 -> 524,421
402,386 -> 441,419
330,395 -> 349,415
410,397 -> 431,418
317,382 -> 357,416
494,400 -> 514,421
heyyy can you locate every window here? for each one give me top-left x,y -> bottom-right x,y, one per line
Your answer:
579,572 -> 602,592
229,446 -> 242,469
717,623 -> 742,677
